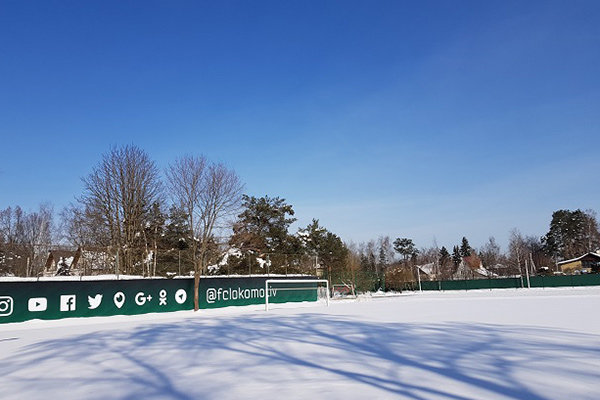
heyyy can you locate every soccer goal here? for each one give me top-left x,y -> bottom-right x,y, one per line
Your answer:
265,279 -> 329,311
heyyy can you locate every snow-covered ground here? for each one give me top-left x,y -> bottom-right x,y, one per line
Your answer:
1,287 -> 599,399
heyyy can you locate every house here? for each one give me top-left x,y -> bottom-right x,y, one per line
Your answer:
558,252 -> 600,274
77,248 -> 115,275
453,254 -> 494,280
45,247 -> 118,276
416,262 -> 437,280
44,248 -> 81,276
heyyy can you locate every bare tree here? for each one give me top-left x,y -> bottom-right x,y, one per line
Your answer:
23,203 -> 54,276
0,204 -> 53,276
165,155 -> 206,270
508,229 -> 527,277
60,203 -> 110,247
79,145 -> 162,274
480,237 -> 500,265
166,156 -> 243,310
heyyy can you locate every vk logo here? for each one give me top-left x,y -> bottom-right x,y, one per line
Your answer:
60,295 -> 76,312
87,294 -> 103,310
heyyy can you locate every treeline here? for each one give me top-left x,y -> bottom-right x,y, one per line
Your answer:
349,209 -> 600,291
1,145 -> 599,294
0,145 -> 349,281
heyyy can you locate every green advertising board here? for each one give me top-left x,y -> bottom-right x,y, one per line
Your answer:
199,277 -> 317,309
418,274 -> 600,292
0,276 -> 318,324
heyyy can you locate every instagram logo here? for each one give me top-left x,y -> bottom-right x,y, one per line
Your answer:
0,296 -> 14,317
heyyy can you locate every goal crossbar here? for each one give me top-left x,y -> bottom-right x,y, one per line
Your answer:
265,279 -> 329,311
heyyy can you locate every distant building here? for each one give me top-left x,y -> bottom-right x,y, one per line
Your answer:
416,262 -> 437,280
453,254 -> 494,280
44,247 -> 117,276
558,252 -> 600,274
44,248 -> 81,276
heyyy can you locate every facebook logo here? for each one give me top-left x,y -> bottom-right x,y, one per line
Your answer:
60,295 -> 76,312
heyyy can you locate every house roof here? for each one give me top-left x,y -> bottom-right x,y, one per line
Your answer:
416,262 -> 436,275
48,250 -> 75,261
557,252 -> 600,265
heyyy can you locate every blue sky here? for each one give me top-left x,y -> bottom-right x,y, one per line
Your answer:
1,1 -> 599,251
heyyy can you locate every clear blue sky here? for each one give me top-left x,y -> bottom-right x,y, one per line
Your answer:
1,1 -> 599,251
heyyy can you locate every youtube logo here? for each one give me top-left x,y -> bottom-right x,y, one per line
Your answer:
28,297 -> 47,312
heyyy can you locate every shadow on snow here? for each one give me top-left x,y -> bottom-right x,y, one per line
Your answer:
1,313 -> 599,399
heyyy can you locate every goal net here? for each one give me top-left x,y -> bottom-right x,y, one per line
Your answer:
265,279 -> 329,311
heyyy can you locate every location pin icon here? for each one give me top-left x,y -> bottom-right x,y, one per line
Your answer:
114,292 -> 126,309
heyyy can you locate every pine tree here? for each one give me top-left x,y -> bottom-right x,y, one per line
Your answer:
543,209 -> 600,260
230,195 -> 297,254
460,237 -> 472,257
393,237 -> 418,261
452,245 -> 462,267
439,246 -> 450,266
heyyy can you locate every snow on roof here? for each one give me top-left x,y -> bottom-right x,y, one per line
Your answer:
474,267 -> 497,277
557,252 -> 600,265
256,257 -> 271,269
416,263 -> 436,275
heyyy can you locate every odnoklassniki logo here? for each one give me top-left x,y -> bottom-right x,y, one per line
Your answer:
206,287 -> 277,303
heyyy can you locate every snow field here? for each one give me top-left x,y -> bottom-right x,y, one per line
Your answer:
0,287 -> 599,399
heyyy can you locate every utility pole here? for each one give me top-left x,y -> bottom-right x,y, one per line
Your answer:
525,258 -> 531,289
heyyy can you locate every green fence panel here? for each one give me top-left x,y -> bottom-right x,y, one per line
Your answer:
0,276 -> 318,324
416,275 -> 600,292
487,278 -> 520,289
0,279 -> 194,324
199,277 -> 317,309
464,279 -> 490,290
529,276 -> 545,288
441,280 -> 466,291
544,275 -> 572,287
579,274 -> 600,286
420,281 -> 439,291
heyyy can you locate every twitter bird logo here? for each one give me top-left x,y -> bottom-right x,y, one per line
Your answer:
88,294 -> 103,309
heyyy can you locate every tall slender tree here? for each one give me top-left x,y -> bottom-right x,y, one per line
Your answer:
166,155 -> 243,310
460,237 -> 472,257
452,245 -> 462,268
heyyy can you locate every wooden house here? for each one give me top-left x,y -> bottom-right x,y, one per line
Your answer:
558,252 -> 600,274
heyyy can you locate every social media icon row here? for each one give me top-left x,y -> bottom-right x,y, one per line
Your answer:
0,289 -> 188,317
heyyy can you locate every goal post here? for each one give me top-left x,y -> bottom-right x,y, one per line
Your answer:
265,279 -> 329,311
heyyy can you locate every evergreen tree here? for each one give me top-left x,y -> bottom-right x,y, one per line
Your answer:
378,245 -> 387,271
460,237 -> 472,257
298,219 -> 348,274
438,246 -> 451,279
230,195 -> 297,254
393,237 -> 418,261
159,206 -> 192,275
163,206 -> 191,250
452,245 -> 462,267
439,246 -> 450,267
543,209 -> 600,260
